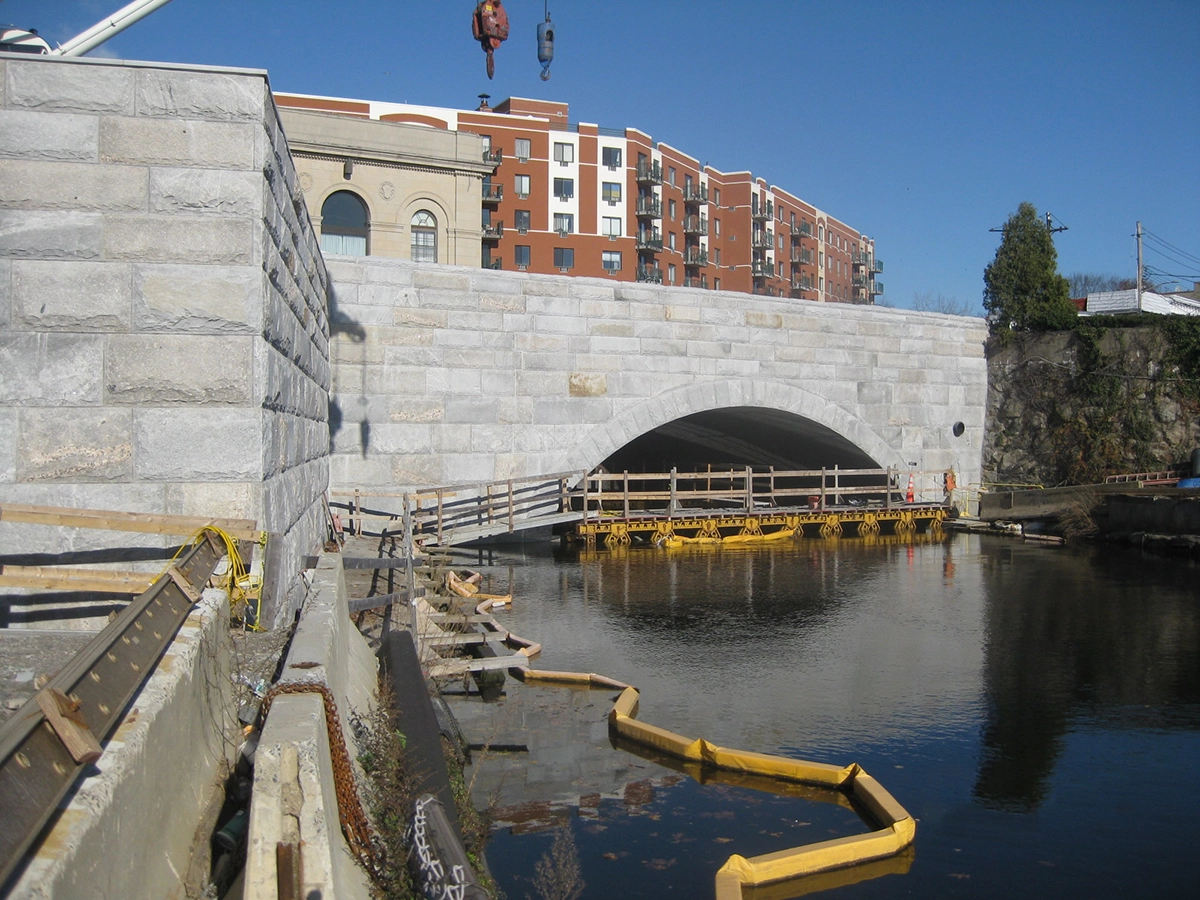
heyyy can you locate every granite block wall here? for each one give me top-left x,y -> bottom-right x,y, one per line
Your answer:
325,257 -> 988,495
0,55 -> 330,627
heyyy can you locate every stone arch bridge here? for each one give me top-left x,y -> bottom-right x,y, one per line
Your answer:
326,258 -> 987,493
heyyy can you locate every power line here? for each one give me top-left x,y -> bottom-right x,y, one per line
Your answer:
1142,229 -> 1200,266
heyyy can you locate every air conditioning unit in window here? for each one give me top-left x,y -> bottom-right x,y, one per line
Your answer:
608,234 -> 617,241
518,226 -> 528,234
607,200 -> 618,206
518,265 -> 528,271
559,267 -> 569,273
558,229 -> 569,238
559,160 -> 569,167
517,156 -> 529,163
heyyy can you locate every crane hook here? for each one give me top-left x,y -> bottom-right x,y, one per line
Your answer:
472,1 -> 510,80
537,6 -> 554,80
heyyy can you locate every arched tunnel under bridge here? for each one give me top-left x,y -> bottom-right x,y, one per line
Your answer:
600,406 -> 881,474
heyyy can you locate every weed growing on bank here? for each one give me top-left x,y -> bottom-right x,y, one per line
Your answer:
355,689 -> 419,899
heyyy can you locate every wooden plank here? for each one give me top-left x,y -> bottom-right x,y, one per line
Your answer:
35,688 -> 102,765
426,632 -> 509,647
0,503 -> 259,541
346,587 -> 426,614
424,613 -> 496,623
0,566 -> 153,593
427,654 -> 526,677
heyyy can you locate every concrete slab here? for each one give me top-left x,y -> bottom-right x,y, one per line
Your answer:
0,629 -> 95,723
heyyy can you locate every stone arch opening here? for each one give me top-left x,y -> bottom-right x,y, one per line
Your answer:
602,407 -> 879,473
560,380 -> 905,477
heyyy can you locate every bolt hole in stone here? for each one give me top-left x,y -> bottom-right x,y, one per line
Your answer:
952,421 -> 965,437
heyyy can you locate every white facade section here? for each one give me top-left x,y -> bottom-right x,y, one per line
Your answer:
597,136 -> 628,237
549,134 -> 580,238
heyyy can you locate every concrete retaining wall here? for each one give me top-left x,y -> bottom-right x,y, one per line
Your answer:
1107,491 -> 1200,535
7,590 -> 237,900
324,257 -> 988,492
0,55 -> 331,627
245,554 -> 375,900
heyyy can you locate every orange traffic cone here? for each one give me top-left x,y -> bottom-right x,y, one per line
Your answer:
905,473 -> 915,503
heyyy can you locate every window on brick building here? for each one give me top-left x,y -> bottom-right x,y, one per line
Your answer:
714,277 -> 721,290
602,216 -> 623,238
553,142 -> 574,164
602,182 -> 622,204
553,213 -> 574,234
553,178 -> 574,200
514,174 -> 530,198
667,166 -> 677,186
602,250 -> 622,273
714,188 -> 721,206
320,190 -> 370,256
514,137 -> 531,161
515,209 -> 531,233
668,264 -> 676,283
668,199 -> 676,220
669,232 -> 676,251
602,147 -> 622,169
515,244 -> 531,269
554,247 -> 574,270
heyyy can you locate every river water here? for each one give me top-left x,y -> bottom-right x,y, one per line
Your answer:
444,532 -> 1200,899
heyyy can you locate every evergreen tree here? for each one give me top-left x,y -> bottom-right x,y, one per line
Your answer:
983,202 -> 1077,333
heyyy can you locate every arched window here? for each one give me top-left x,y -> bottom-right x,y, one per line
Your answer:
320,191 -> 369,256
411,211 -> 438,263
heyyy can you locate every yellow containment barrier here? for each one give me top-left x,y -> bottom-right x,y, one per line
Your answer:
607,686 -> 916,897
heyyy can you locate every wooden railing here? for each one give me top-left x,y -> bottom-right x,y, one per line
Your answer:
330,471 -> 580,543
581,465 -> 924,516
331,466 -> 944,545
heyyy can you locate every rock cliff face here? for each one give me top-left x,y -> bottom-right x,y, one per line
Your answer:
984,326 -> 1200,487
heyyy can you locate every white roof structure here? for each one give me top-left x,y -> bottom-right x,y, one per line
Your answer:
1081,289 -> 1200,317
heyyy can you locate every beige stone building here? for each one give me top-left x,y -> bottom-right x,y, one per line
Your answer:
278,105 -> 496,265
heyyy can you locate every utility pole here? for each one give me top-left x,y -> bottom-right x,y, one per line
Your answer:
1136,221 -> 1143,311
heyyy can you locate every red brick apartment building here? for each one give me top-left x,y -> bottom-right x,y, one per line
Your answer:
275,92 -> 883,304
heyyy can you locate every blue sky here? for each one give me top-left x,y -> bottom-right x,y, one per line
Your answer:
7,1 -> 1198,312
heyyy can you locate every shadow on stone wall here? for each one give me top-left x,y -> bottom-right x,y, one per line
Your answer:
327,283 -> 366,454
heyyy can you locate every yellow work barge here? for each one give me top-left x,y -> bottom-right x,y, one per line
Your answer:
575,505 -> 947,548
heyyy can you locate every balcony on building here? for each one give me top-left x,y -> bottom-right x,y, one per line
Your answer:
637,265 -> 663,284
789,279 -> 813,299
752,199 -> 773,222
682,184 -> 708,204
683,275 -> 707,289
870,280 -> 884,295
852,250 -> 867,268
483,147 -> 503,166
636,161 -> 663,185
684,247 -> 708,267
482,182 -> 503,204
872,258 -> 884,274
482,221 -> 503,240
752,259 -> 774,278
751,229 -> 774,249
683,214 -> 708,235
636,229 -> 663,252
790,248 -> 812,265
636,196 -> 663,218
792,221 -> 813,239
